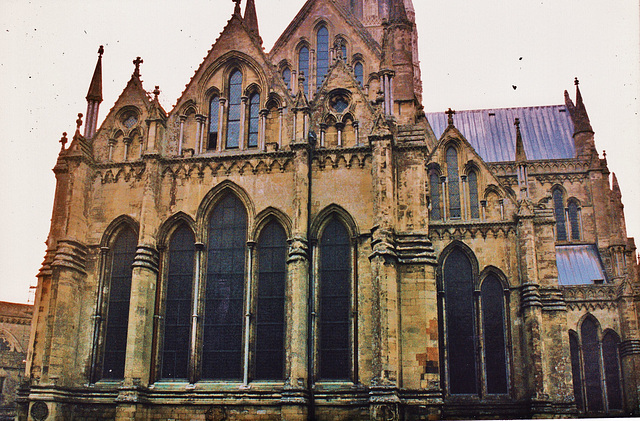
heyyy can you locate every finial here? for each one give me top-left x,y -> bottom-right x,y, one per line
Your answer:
76,113 -> 83,129
98,45 -> 104,58
446,108 -> 456,126
133,57 -> 143,77
153,86 -> 160,100
298,71 -> 306,86
59,132 -> 68,151
514,117 -> 520,129
603,150 -> 607,159
574,77 -> 579,86
233,0 -> 242,15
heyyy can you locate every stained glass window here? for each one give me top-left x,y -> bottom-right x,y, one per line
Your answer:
319,218 -> 351,380
316,26 -> 329,89
102,228 -> 136,380
255,222 -> 287,380
568,200 -> 580,241
447,147 -> 461,218
602,331 -> 623,411
298,47 -> 309,96
208,96 -> 219,150
161,225 -> 195,380
282,68 -> 291,90
581,317 -> 604,412
341,43 -> 347,60
468,171 -> 480,219
481,275 -> 508,394
569,331 -> 584,411
226,70 -> 243,149
444,248 -> 477,394
248,93 -> 260,148
553,189 -> 567,241
202,195 -> 247,380
354,62 -> 364,85
430,173 -> 441,221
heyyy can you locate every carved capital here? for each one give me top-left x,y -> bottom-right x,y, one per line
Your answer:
51,240 -> 89,274
521,283 -> 542,309
287,236 -> 309,262
132,245 -> 160,273
620,339 -> 640,357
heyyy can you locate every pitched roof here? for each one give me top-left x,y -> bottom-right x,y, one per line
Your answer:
425,105 -> 576,162
556,245 -> 607,286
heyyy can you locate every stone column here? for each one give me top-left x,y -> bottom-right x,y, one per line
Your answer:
278,107 -> 284,149
281,140 -> 312,420
218,98 -> 227,152
108,139 -> 116,161
336,122 -> 344,147
259,109 -> 268,150
239,96 -> 248,150
123,137 -> 131,161
353,121 -> 360,145
319,123 -> 327,148
194,117 -> 202,154
178,115 -> 186,155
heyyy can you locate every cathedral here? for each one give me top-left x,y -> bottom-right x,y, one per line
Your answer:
20,0 -> 640,419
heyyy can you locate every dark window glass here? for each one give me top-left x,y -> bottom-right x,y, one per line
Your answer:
226,70 -> 243,149
161,225 -> 194,380
341,43 -> 347,60
319,218 -> 351,380
553,189 -> 567,241
468,171 -> 480,219
354,62 -> 364,85
282,68 -> 291,90
481,275 -> 508,394
447,147 -> 461,218
444,248 -> 477,394
248,93 -> 260,148
569,331 -> 584,411
255,222 -> 287,380
316,26 -> 329,89
568,200 -> 580,241
208,96 -> 219,150
602,331 -> 623,411
298,47 -> 309,96
102,228 -> 136,380
203,195 -> 247,380
430,173 -> 441,221
581,317 -> 604,412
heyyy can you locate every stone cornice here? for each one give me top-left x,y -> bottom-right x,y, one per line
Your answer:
561,284 -> 619,311
429,220 -> 516,241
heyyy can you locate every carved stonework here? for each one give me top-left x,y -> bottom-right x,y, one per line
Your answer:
287,236 -> 309,262
132,245 -> 160,273
562,284 -> 618,311
51,240 -> 88,274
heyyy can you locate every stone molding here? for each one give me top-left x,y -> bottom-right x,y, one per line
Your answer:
429,221 -> 516,241
132,245 -> 160,273
620,339 -> 640,357
521,284 -> 542,309
540,287 -> 567,311
287,236 -> 309,262
395,233 -> 437,265
51,240 -> 88,274
562,284 -> 618,311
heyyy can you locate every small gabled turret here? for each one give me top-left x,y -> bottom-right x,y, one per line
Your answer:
244,0 -> 261,44
564,78 -> 596,159
84,46 -> 104,138
514,118 -> 529,199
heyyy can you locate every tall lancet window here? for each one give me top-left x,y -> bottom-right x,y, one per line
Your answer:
354,62 -> 364,85
481,275 -> 508,394
102,228 -> 137,380
430,173 -> 442,221
226,70 -> 243,149
447,147 -> 461,218
248,92 -> 260,148
319,218 -> 351,380
282,68 -> 291,90
208,96 -> 220,150
552,188 -> 567,241
255,221 -> 287,380
316,26 -> 329,89
203,194 -> 247,380
468,170 -> 480,219
298,46 -> 310,96
161,225 -> 195,380
581,316 -> 604,412
602,331 -> 623,411
568,199 -> 581,240
443,247 -> 477,394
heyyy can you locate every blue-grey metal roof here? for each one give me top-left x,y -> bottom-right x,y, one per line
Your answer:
556,245 -> 607,286
425,105 -> 576,162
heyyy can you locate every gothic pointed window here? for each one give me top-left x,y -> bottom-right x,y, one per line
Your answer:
354,62 -> 364,85
282,68 -> 291,90
568,199 -> 581,241
202,194 -> 247,380
581,316 -> 604,412
443,247 -> 477,394
447,147 -> 461,218
102,228 -> 136,380
319,218 -> 351,380
226,70 -> 243,149
316,26 -> 329,89
161,225 -> 195,380
553,188 -> 567,241
298,46 -> 309,96
430,173 -> 441,221
602,331 -> 623,411
208,96 -> 220,150
255,221 -> 287,380
468,170 -> 480,219
569,331 -> 584,411
340,42 -> 347,61
248,93 -> 260,148
481,275 -> 508,394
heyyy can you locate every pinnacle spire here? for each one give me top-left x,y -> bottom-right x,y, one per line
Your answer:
389,0 -> 409,23
84,46 -> 104,138
233,0 -> 242,16
570,77 -> 593,134
515,118 -> 527,162
244,0 -> 260,40
612,172 -> 621,194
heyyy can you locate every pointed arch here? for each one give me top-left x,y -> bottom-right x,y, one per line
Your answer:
310,204 -> 359,241
253,207 -> 293,242
569,329 -> 585,411
100,215 -> 140,248
580,314 -> 604,412
0,327 -> 24,353
552,185 -> 567,241
316,24 -> 330,89
157,211 -> 197,248
196,181 -> 255,242
602,329 -> 623,411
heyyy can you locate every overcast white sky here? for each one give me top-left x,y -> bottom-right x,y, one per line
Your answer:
0,0 -> 638,303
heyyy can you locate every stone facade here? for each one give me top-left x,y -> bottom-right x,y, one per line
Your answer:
20,0 -> 640,420
0,301 -> 32,420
